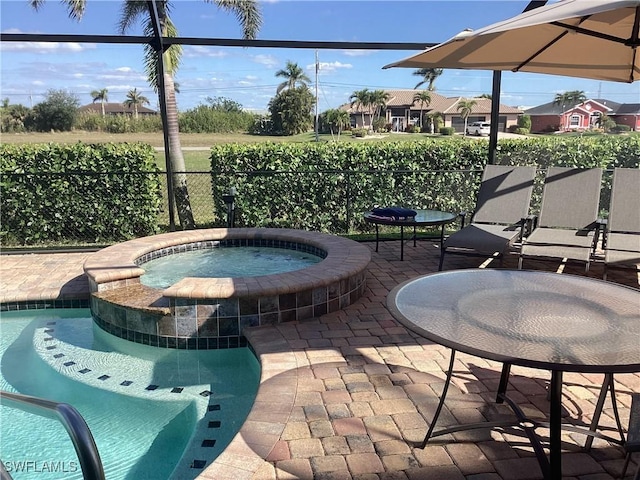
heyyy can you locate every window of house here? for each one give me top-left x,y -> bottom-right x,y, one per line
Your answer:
570,115 -> 581,127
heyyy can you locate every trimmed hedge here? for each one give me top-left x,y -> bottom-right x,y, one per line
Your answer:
210,137 -> 640,234
210,140 -> 487,232
1,142 -> 162,245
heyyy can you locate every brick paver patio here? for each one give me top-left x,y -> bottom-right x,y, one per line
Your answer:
1,237 -> 638,480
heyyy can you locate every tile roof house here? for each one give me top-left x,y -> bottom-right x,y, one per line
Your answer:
339,89 -> 522,133
78,102 -> 157,116
524,98 -> 640,133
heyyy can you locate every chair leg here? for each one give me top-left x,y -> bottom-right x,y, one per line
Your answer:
517,254 -> 524,270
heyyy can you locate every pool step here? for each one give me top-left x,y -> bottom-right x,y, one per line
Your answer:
93,284 -> 170,315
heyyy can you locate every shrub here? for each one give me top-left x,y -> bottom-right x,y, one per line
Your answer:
352,128 -> 367,137
514,127 -> 530,135
179,105 -> 255,133
372,117 -> 387,133
0,142 -> 161,245
517,114 -> 532,130
440,127 -> 455,136
29,89 -> 79,132
611,124 -> 631,133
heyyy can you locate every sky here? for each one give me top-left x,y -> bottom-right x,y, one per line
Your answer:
2,0 -> 640,114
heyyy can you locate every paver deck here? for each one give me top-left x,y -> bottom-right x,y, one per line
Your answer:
1,237 -> 638,480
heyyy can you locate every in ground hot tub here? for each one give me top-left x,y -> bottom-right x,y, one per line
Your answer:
84,228 -> 370,349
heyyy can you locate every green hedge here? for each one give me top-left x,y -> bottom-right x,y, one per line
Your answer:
210,141 -> 488,232
1,143 -> 162,245
210,137 -> 640,234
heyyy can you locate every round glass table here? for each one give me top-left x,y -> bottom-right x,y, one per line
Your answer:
364,209 -> 458,260
388,269 -> 640,480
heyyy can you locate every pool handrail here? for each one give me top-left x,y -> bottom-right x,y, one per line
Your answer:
0,390 -> 105,480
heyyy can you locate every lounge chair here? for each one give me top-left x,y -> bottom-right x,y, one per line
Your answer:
439,164 -> 536,271
603,168 -> 640,281
518,167 -> 602,272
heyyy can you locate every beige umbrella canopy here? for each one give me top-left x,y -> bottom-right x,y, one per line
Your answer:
384,0 -> 640,83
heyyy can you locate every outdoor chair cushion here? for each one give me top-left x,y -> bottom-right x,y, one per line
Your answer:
443,223 -> 522,255
521,227 -> 595,262
605,233 -> 640,265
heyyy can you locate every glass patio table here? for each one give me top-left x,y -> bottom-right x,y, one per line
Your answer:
364,209 -> 458,260
387,269 -> 640,480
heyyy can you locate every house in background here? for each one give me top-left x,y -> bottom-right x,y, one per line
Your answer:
339,90 -> 522,132
525,99 -> 640,133
78,102 -> 157,116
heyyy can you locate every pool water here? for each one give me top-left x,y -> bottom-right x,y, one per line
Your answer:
0,309 -> 260,480
140,246 -> 322,289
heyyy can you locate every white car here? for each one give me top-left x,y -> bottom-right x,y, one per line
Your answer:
466,122 -> 491,136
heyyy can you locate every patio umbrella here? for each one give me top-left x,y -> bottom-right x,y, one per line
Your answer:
383,0 -> 640,83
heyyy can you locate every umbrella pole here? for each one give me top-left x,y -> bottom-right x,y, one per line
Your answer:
488,72 -> 501,165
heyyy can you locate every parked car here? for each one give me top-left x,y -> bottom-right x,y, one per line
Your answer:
466,122 -> 491,136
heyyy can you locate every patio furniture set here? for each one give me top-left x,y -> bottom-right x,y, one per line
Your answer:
372,166 -> 640,480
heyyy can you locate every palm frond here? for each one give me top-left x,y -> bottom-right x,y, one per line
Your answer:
28,0 -> 46,11
65,0 -> 86,20
118,0 -> 149,34
209,0 -> 262,39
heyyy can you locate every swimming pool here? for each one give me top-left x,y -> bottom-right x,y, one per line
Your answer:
140,246 -> 323,289
0,309 -> 260,480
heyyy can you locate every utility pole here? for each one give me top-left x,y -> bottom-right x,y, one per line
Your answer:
315,50 -> 319,142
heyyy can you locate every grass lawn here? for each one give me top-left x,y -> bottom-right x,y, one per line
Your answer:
3,130 -> 468,171
0,130 -> 450,148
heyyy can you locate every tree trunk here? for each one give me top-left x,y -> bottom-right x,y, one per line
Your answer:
163,73 -> 195,229
101,100 -> 105,117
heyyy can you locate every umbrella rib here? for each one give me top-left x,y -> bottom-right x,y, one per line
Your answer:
551,20 -> 635,47
514,30 -> 569,72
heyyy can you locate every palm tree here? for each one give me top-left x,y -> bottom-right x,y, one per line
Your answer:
413,68 -> 443,91
553,91 -> 586,130
412,91 -> 432,129
369,89 -> 390,129
123,88 -> 150,120
325,108 -> 350,139
31,0 -> 262,230
90,88 -> 108,116
429,111 -> 444,133
275,61 -> 311,93
456,99 -> 477,136
349,89 -> 371,129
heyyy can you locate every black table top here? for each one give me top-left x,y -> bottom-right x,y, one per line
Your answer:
364,209 -> 457,226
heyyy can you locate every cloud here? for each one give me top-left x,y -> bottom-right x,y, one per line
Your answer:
245,75 -> 259,81
183,46 -> 228,58
342,49 -> 377,57
0,41 -> 97,54
306,61 -> 353,75
252,54 -> 279,68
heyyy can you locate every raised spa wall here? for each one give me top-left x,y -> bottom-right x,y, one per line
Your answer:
84,228 -> 371,349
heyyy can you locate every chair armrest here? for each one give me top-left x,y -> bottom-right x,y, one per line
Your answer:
595,218 -> 608,250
